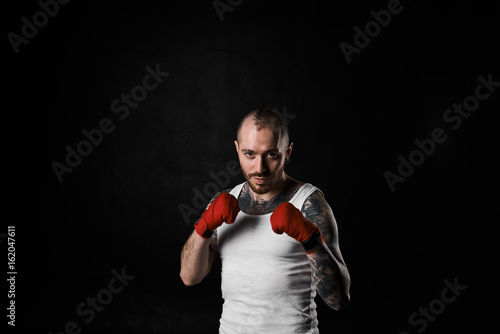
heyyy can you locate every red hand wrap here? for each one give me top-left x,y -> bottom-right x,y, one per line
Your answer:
194,193 -> 239,239
270,202 -> 323,254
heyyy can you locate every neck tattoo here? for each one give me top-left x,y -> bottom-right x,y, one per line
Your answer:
238,181 -> 300,215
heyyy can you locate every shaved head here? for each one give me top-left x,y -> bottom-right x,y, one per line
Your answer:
236,107 -> 290,150
234,107 -> 293,195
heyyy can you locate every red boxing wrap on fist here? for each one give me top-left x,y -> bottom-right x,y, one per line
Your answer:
270,202 -> 323,254
194,193 -> 240,239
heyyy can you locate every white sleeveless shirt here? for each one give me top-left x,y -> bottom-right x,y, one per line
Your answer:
216,182 -> 321,334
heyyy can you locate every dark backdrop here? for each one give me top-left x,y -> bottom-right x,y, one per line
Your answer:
4,0 -> 498,333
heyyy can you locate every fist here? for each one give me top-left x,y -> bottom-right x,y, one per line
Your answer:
270,202 -> 323,254
195,193 -> 240,239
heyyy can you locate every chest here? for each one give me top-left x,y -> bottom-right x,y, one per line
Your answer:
217,212 -> 312,297
218,213 -> 297,257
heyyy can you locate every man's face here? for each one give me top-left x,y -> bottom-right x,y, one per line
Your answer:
235,122 -> 291,195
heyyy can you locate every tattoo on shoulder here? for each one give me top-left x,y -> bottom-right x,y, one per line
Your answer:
302,190 -> 334,240
239,182 -> 302,215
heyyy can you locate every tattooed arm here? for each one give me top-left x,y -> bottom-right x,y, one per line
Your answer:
302,190 -> 351,311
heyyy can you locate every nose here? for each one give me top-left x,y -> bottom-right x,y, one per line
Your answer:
254,155 -> 268,175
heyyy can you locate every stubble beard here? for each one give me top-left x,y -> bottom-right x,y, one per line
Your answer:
242,163 -> 286,195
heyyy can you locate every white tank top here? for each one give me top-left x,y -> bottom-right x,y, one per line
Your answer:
216,182 -> 321,334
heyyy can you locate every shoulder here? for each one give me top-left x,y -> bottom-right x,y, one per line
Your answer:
301,189 -> 327,217
204,188 -> 233,210
301,188 -> 338,244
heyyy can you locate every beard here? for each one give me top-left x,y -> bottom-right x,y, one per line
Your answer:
242,163 -> 285,195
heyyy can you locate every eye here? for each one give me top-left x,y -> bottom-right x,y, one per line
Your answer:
267,153 -> 279,159
244,151 -> 254,157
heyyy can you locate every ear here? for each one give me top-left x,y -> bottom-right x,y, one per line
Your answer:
234,140 -> 239,153
286,142 -> 293,160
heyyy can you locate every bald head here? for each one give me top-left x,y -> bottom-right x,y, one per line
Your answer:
236,107 -> 290,149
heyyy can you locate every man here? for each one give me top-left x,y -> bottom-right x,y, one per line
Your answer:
180,107 -> 350,333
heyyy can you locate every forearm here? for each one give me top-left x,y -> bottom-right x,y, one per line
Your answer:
180,230 -> 212,286
307,242 -> 350,311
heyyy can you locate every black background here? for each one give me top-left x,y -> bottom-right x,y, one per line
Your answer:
3,0 -> 499,333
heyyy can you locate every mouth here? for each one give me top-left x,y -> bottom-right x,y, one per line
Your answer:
253,177 -> 268,185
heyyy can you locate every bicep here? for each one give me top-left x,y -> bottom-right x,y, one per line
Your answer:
302,190 -> 346,264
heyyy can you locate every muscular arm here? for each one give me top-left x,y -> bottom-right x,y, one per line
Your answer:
179,190 -> 228,286
302,190 -> 351,310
